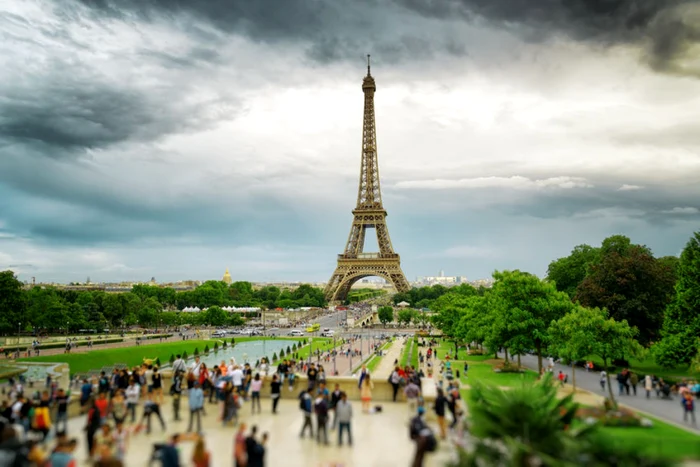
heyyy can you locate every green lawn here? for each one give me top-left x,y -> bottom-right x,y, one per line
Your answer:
17,337 -> 306,374
579,415 -> 700,460
294,337 -> 335,361
366,339 -> 395,373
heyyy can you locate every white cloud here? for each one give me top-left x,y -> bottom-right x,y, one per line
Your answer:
662,207 -> 700,215
618,184 -> 643,191
393,176 -> 593,191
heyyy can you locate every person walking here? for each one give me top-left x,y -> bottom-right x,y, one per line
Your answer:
390,366 -> 402,402
434,387 -> 447,439
270,374 -> 281,414
234,423 -> 248,467
315,393 -> 330,445
599,370 -> 607,391
409,406 -> 437,467
360,374 -> 373,413
644,374 -> 653,399
683,392 -> 696,426
250,373 -> 263,414
192,435 -> 211,467
125,379 -> 140,423
299,388 -> 314,439
629,371 -> 638,396
188,382 -> 204,433
171,370 -> 183,421
335,392 -> 353,446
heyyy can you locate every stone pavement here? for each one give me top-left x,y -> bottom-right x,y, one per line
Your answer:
64,397 -> 457,467
519,354 -> 700,433
372,338 -> 408,378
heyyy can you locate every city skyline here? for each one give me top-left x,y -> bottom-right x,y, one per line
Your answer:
1,1 -> 699,284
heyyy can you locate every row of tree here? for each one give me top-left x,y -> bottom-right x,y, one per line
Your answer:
430,232 -> 700,391
0,276 -> 327,334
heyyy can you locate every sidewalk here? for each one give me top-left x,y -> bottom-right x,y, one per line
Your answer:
372,338 -> 407,378
519,354 -> 700,433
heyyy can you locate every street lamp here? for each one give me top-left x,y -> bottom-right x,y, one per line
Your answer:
17,322 -> 21,345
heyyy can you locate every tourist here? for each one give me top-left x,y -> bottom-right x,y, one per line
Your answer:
139,398 -> 166,434
54,388 -> 69,434
360,373 -> 373,413
113,420 -> 129,462
357,364 -> 369,389
95,392 -> 110,423
434,387 -> 447,439
231,365 -> 244,396
125,379 -> 140,423
234,423 -> 248,467
152,366 -> 164,404
172,355 -> 186,374
314,392 -> 330,445
248,431 -> 268,467
307,363 -> 318,391
299,388 -> 314,438
80,379 -> 92,411
390,366 -> 402,401
404,379 -> 421,414
190,356 -> 203,381
192,435 -> 211,467
409,406 -> 437,467
683,392 -> 696,425
243,363 -> 253,398
110,389 -> 128,425
599,370 -> 607,391
31,391 -> 52,441
223,383 -> 240,426
629,371 -> 639,396
335,392 -> 353,446
270,374 -> 281,414
92,423 -> 117,461
188,382 -> 204,433
644,374 -> 653,399
171,370 -> 183,421
250,373 -> 263,414
49,438 -> 78,467
329,383 -> 342,428
84,398 -> 101,458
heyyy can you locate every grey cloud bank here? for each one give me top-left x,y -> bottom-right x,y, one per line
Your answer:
0,0 -> 699,283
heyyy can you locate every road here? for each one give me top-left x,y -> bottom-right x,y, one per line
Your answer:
519,354 -> 700,433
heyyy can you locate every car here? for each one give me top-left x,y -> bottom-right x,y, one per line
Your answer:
321,330 -> 335,337
288,330 -> 305,336
212,330 -> 227,337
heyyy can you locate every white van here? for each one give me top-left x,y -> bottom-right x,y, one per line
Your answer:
321,330 -> 335,337
289,330 -> 305,336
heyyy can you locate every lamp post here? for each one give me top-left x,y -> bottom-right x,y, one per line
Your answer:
17,322 -> 21,345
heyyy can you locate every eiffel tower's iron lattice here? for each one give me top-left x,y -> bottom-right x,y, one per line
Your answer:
325,56 -> 410,303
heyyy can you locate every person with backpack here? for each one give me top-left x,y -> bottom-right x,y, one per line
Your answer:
409,406 -> 437,467
31,391 -> 52,441
299,389 -> 314,438
314,393 -> 329,445
171,370 -> 183,422
389,366 -> 402,402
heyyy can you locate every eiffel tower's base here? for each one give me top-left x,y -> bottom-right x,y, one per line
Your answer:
324,257 -> 411,303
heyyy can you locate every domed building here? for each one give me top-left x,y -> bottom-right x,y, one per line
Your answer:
222,268 -> 232,285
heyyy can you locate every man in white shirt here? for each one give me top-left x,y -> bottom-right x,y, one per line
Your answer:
172,355 -> 186,374
230,365 -> 244,395
190,356 -> 202,380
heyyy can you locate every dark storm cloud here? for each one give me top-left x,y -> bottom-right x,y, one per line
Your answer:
70,0 -> 699,76
396,0 -> 699,76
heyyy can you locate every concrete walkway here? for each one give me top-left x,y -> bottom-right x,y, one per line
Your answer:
519,354 -> 700,433
63,397 -> 456,467
372,338 -> 407,379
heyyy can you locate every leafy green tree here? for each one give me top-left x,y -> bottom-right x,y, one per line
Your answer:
228,313 -> 245,327
546,244 -> 599,297
490,270 -> 574,372
575,236 -> 676,345
456,295 -> 492,351
377,306 -> 394,325
397,309 -> 414,326
549,305 -> 598,390
654,231 -> 700,367
203,306 -> 227,326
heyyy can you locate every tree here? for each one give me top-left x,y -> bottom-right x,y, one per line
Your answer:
546,244 -> 599,297
654,231 -> 700,367
203,306 -> 227,326
549,305 -> 598,391
377,306 -> 394,325
397,309 -> 414,326
228,313 -> 245,327
0,271 -> 27,334
575,236 -> 676,345
490,270 -> 574,372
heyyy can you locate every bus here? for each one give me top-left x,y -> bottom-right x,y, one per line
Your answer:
306,323 -> 321,333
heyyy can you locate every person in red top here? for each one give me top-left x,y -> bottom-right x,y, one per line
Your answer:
234,422 -> 248,467
94,392 -> 110,422
557,371 -> 566,386
192,435 -> 211,467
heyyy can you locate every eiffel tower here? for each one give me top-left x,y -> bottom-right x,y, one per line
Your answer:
325,56 -> 411,303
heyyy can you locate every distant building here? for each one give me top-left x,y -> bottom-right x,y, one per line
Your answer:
414,272 -> 468,286
222,268 -> 232,285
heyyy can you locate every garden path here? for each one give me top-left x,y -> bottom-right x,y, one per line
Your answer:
372,338 -> 407,378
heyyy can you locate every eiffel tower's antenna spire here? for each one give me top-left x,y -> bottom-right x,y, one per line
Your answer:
367,54 -> 371,76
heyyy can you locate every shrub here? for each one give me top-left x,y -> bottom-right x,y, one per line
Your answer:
493,361 -> 525,373
230,338 -> 235,345
223,341 -> 227,348
287,345 -> 291,354
214,342 -> 219,351
182,351 -> 188,360
272,352 -> 278,361
292,343 -> 297,351
279,349 -> 285,358
204,345 -> 210,354
169,354 -> 175,365
155,357 -> 161,367
194,347 -> 200,356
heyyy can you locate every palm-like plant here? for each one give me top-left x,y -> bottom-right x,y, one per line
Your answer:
451,374 -> 676,467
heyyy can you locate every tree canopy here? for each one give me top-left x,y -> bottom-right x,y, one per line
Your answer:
654,231 -> 700,368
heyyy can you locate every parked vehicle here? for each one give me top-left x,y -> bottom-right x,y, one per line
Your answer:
288,330 -> 305,336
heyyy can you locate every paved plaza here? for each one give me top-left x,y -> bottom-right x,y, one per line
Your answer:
64,397 -> 458,467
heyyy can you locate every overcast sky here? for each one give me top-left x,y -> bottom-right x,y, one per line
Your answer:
1,0 -> 699,284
